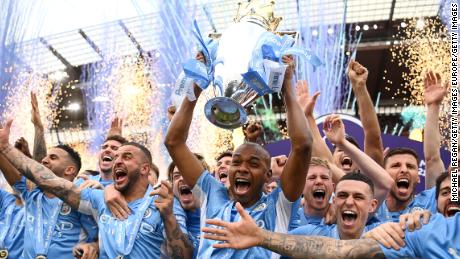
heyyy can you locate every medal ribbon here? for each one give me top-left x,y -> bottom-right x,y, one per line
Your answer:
35,194 -> 63,256
114,196 -> 153,256
0,204 -> 15,249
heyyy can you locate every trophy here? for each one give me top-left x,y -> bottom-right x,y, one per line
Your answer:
179,0 -> 321,129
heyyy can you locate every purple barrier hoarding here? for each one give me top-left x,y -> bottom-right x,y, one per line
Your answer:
265,114 -> 451,194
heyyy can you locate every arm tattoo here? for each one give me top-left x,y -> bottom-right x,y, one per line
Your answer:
163,216 -> 193,259
260,230 -> 386,259
33,126 -> 47,162
1,144 -> 81,209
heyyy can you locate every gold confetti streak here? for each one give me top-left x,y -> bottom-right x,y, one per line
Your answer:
390,17 -> 450,146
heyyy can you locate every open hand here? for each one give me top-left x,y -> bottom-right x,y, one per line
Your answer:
31,92 -> 43,128
296,80 -> 320,117
424,70 -> 447,106
104,184 -> 130,220
0,119 -> 13,151
202,202 -> 264,250
363,222 -> 405,250
107,117 -> 123,137
150,180 -> 174,218
323,114 -> 346,145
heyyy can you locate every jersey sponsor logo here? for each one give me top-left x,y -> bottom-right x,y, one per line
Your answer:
55,221 -> 74,231
252,203 -> 267,212
410,207 -> 424,213
60,204 -> 71,216
139,222 -> 161,235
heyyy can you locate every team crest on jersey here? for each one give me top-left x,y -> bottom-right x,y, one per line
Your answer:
252,203 -> 267,212
60,203 -> 71,215
143,208 -> 152,219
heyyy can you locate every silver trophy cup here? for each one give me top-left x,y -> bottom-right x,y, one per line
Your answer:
204,21 -> 268,129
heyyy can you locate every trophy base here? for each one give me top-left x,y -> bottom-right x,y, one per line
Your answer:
204,97 -> 248,129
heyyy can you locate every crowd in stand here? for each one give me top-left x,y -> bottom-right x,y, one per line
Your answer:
0,55 -> 457,259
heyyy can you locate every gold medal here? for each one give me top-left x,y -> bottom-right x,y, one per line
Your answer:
0,249 -> 8,259
36,255 -> 46,259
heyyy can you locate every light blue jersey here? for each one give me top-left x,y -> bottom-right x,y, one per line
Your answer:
381,213 -> 460,258
0,189 -> 25,259
74,174 -> 113,188
288,220 -> 380,239
79,187 -> 188,259
376,187 -> 437,223
185,207 -> 201,259
294,207 -> 324,226
13,177 -> 98,259
194,172 -> 299,259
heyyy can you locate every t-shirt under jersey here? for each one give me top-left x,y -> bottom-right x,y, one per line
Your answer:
13,177 -> 98,259
194,171 -> 299,259
381,213 -> 460,258
0,189 -> 25,259
376,187 -> 437,223
79,187 -> 188,259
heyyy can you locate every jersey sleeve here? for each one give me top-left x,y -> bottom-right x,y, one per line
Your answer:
12,176 -> 29,200
412,187 -> 437,213
288,224 -> 322,236
0,189 -> 15,210
79,213 -> 99,242
172,198 -> 188,234
269,186 -> 300,234
78,188 -> 104,216
193,171 -> 230,216
379,214 -> 445,258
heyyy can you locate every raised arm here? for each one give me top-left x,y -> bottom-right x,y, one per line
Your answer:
348,60 -> 384,166
202,202 -> 385,259
0,119 -> 81,209
323,115 -> 393,205
423,71 -> 447,188
164,84 -> 205,187
297,80 -> 345,183
279,57 -> 313,201
31,92 -> 47,162
151,180 -> 192,259
0,153 -> 22,186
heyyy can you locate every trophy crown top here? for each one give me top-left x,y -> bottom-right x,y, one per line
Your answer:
234,0 -> 282,32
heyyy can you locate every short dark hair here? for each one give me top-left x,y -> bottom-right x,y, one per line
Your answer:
105,135 -> 128,145
83,170 -> 99,176
333,135 -> 360,152
384,147 -> 420,167
55,144 -> 82,173
151,162 -> 160,179
337,171 -> 374,195
168,153 -> 210,181
121,142 -> 152,165
435,171 -> 450,200
216,150 -> 233,162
